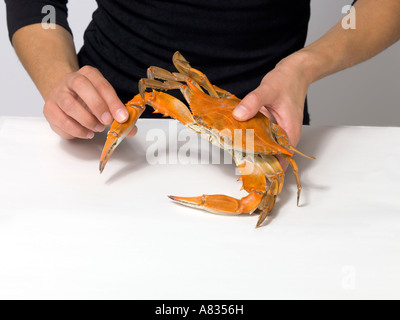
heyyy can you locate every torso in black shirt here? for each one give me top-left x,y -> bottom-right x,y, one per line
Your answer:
77,0 -> 311,121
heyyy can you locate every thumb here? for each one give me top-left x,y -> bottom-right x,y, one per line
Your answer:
233,85 -> 272,121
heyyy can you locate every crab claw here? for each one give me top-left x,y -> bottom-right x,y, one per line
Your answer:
168,191 -> 264,218
99,130 -> 124,174
99,94 -> 147,173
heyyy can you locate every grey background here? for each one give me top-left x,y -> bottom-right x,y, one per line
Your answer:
1,0 -> 399,126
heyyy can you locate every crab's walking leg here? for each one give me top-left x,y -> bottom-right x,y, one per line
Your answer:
172,51 -> 219,98
282,155 -> 302,206
271,123 -> 314,205
139,77 -> 197,109
168,160 -> 266,222
255,155 -> 285,228
146,66 -> 239,103
257,179 -> 280,228
139,78 -> 183,100
99,91 -> 195,173
212,85 -> 241,101
146,66 -> 204,93
256,154 -> 285,193
271,123 -> 315,160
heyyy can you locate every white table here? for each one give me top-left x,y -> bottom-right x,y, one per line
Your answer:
0,117 -> 399,300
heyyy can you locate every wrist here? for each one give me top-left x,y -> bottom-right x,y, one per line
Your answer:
40,64 -> 78,101
276,49 -> 331,86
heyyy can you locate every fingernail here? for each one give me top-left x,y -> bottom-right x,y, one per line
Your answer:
101,112 -> 112,125
87,131 -> 95,139
95,124 -> 105,132
233,105 -> 248,120
116,109 -> 129,122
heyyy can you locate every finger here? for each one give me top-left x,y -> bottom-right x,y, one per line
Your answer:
259,106 -> 277,124
126,126 -> 138,138
46,103 -> 95,139
50,124 -> 74,140
272,107 -> 302,147
283,123 -> 302,147
57,94 -> 105,132
233,85 -> 273,121
66,72 -> 111,126
79,66 -> 129,123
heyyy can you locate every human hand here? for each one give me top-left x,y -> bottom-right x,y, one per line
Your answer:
233,53 -> 312,151
43,66 -> 137,139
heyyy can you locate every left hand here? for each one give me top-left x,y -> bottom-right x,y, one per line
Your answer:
232,52 -> 312,153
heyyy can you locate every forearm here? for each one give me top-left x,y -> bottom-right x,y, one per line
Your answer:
293,0 -> 400,84
12,24 -> 79,100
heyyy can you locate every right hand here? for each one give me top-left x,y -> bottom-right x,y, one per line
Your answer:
43,65 -> 137,139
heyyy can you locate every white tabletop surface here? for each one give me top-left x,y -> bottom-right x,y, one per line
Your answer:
0,117 -> 399,300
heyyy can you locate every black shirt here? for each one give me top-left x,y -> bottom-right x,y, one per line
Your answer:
6,0 -> 311,123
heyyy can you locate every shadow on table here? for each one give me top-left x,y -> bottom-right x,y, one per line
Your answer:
59,131 -> 107,161
59,130 -> 148,184
59,125 -> 332,225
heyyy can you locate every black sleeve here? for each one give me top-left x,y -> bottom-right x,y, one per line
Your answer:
5,0 -> 72,42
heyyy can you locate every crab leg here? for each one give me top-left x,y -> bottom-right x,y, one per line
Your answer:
139,78 -> 183,100
255,155 -> 285,228
212,85 -> 240,101
282,155 -> 302,206
256,154 -> 285,194
270,123 -> 314,205
271,123 -> 315,160
146,64 -> 240,103
168,160 -> 267,224
139,78 -> 195,106
173,51 -> 219,98
146,66 -> 204,93
99,91 -> 195,173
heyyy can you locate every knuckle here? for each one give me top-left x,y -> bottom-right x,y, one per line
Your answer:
43,101 -> 56,120
80,65 -> 99,77
96,81 -> 111,94
90,97 -> 108,114
69,74 -> 87,89
63,118 -> 83,137
63,117 -> 74,131
59,96 -> 76,112
62,118 -> 85,137
80,65 -> 94,73
63,121 -> 84,138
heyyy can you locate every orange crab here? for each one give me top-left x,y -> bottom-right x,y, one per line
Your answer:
100,52 -> 314,228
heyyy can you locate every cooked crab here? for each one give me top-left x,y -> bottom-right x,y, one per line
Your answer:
100,52 -> 314,227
